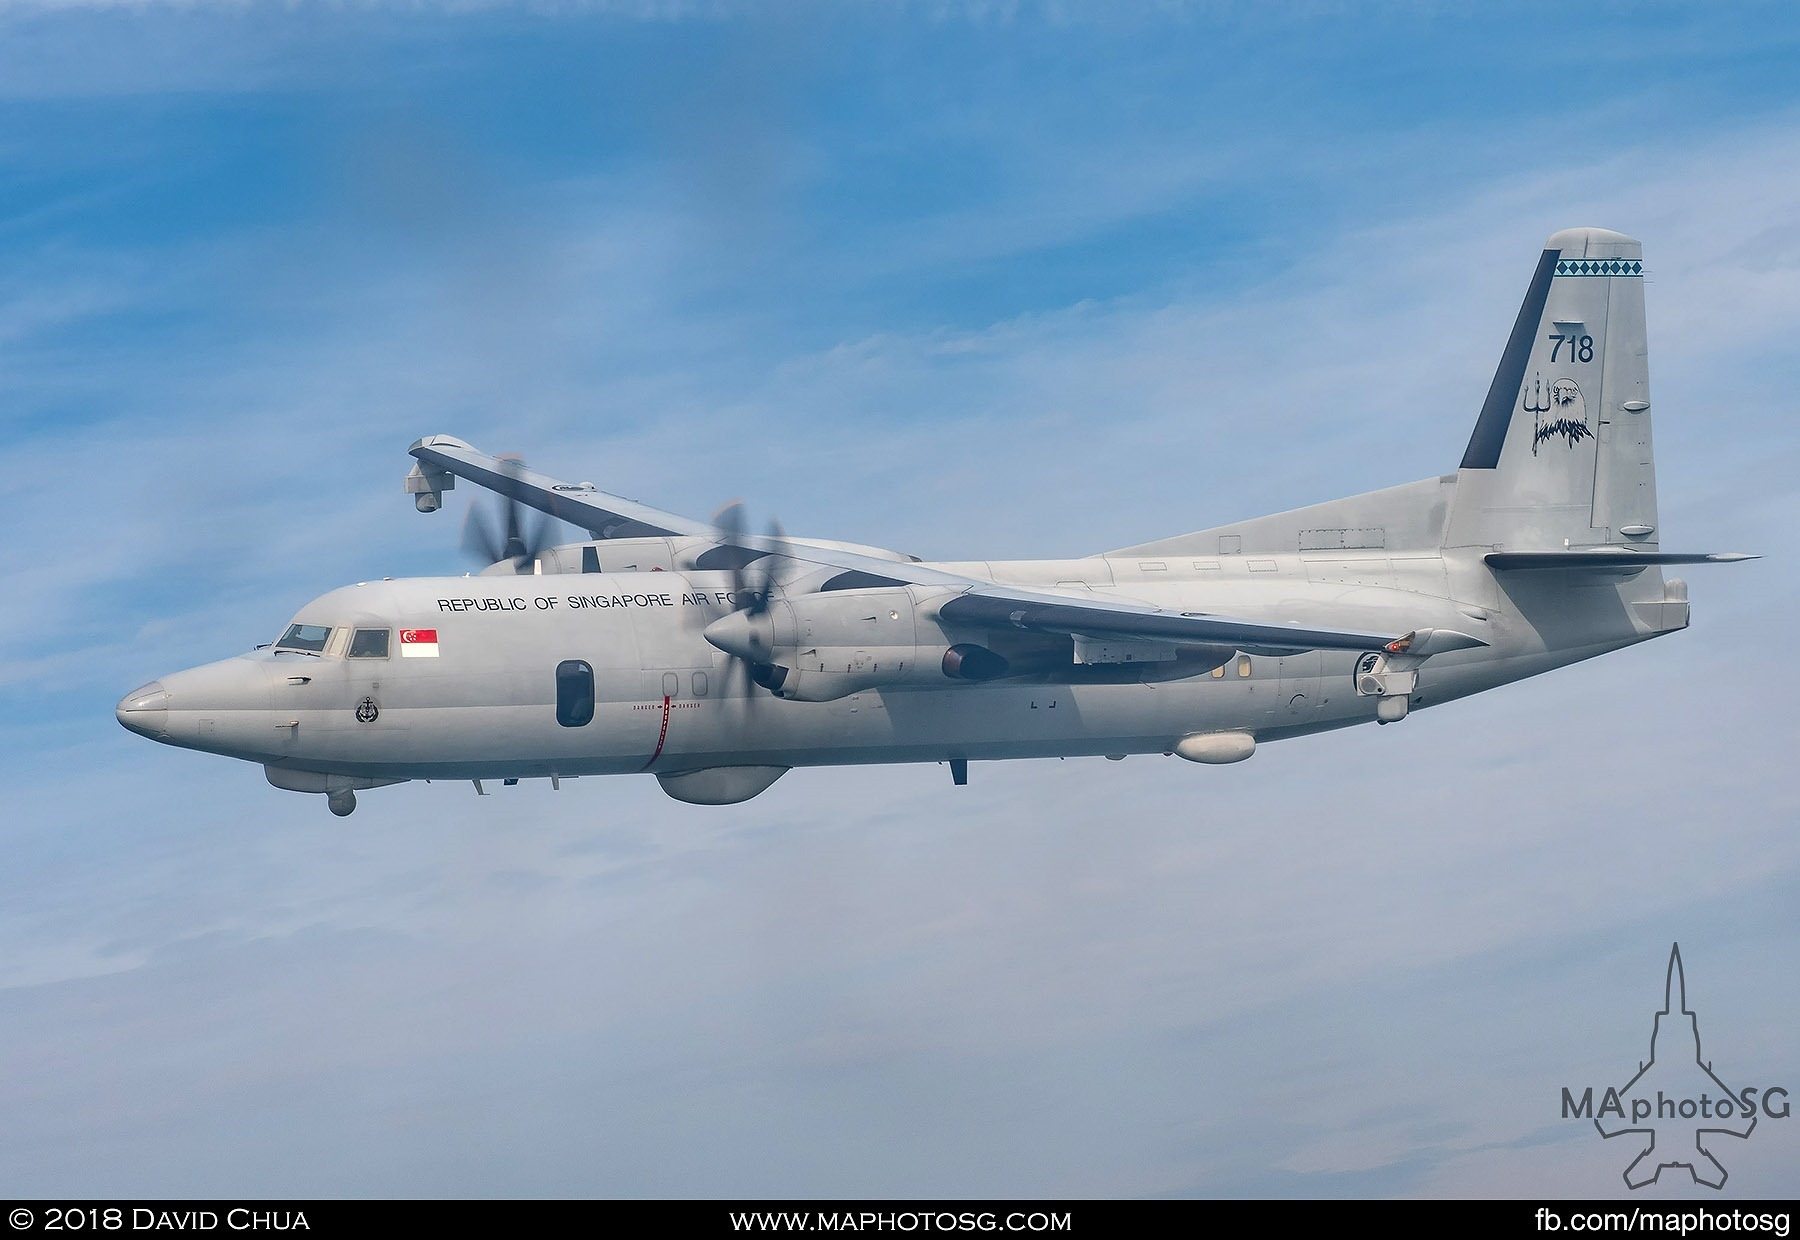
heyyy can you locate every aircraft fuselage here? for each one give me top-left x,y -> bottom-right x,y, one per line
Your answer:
117,552 -> 1671,801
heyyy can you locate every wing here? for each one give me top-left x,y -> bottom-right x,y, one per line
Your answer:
933,591 -> 1403,655
410,435 -> 716,540
412,434 -> 1414,656
410,433 -> 973,581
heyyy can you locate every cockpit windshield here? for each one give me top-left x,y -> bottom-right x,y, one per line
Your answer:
275,623 -> 333,654
348,628 -> 390,658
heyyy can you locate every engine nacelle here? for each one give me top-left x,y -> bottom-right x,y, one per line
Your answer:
756,655 -> 924,702
704,587 -> 1007,701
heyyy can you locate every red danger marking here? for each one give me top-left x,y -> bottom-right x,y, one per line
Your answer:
640,696 -> 673,771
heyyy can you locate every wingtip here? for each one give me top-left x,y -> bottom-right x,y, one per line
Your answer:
410,434 -> 475,454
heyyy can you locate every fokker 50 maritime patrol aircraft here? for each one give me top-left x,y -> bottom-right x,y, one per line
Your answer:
119,229 -> 1753,814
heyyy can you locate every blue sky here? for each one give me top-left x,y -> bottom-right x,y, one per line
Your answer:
3,0 -> 1798,1198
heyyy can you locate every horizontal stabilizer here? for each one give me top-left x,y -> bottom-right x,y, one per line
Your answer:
1485,551 -> 1758,571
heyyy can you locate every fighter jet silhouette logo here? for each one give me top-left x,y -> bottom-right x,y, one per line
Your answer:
1596,944 -> 1756,1189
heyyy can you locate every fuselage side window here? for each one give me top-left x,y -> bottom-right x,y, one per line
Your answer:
556,660 -> 595,728
348,629 -> 391,658
275,623 -> 333,653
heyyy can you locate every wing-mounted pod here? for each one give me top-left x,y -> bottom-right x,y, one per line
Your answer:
1351,628 -> 1488,722
403,462 -> 455,513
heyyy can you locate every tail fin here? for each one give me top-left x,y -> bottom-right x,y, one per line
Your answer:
1444,228 -> 1657,550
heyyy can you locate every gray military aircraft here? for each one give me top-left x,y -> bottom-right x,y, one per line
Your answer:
118,228 -> 1753,814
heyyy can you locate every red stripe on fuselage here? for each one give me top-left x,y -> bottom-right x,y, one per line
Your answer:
640,695 -> 673,771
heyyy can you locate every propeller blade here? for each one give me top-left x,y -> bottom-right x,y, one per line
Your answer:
461,504 -> 504,565
744,518 -> 789,617
503,492 -> 525,560
711,500 -> 747,545
704,502 -> 796,698
461,456 -> 562,572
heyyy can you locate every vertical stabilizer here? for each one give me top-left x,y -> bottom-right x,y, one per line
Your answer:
1445,228 -> 1657,550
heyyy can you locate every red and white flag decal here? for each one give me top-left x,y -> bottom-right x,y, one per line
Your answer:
399,628 -> 440,658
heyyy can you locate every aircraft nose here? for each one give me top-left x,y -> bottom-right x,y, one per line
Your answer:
116,680 -> 170,740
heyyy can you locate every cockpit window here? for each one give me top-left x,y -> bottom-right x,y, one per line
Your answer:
275,623 -> 333,653
348,629 -> 391,658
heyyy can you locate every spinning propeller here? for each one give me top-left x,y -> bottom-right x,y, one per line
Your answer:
704,501 -> 793,698
460,456 -> 559,574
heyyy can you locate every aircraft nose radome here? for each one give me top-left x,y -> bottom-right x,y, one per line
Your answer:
116,681 -> 169,739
